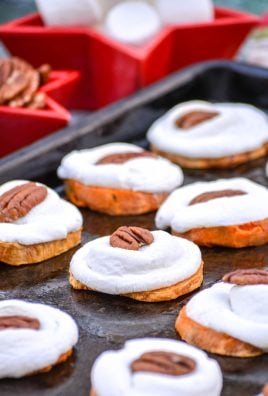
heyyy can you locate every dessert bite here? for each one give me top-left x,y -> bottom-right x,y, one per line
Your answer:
176,269 -> 268,357
57,143 -> 183,215
147,100 -> 268,169
70,226 -> 203,302
0,299 -> 78,378
156,177 -> 268,248
0,180 -> 82,265
90,338 -> 222,396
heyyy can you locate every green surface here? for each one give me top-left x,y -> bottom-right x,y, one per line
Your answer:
215,0 -> 267,15
0,0 -> 266,24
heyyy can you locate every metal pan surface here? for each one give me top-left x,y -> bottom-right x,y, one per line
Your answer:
0,61 -> 268,395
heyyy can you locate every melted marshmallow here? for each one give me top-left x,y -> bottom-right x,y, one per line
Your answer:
0,300 -> 78,378
0,180 -> 82,245
57,143 -> 183,193
156,178 -> 268,232
70,230 -> 201,294
230,285 -> 268,324
91,338 -> 223,396
186,282 -> 268,351
147,101 -> 268,158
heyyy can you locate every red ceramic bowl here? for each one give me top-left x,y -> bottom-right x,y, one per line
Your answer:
0,96 -> 70,158
260,14 -> 268,26
0,7 -> 259,110
41,70 -> 80,108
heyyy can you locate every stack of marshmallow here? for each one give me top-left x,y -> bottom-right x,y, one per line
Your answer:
36,0 -> 214,46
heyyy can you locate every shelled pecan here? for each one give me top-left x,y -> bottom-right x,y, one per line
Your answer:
222,269 -> 268,285
131,351 -> 196,376
110,226 -> 154,250
96,151 -> 156,165
0,315 -> 40,330
0,182 -> 47,223
175,110 -> 219,129
0,57 -> 51,109
189,189 -> 246,206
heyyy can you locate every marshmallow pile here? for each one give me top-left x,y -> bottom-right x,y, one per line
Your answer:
70,231 -> 201,295
36,0 -> 214,45
186,282 -> 268,351
57,143 -> 183,194
0,180 -> 82,245
91,338 -> 223,396
0,300 -> 78,378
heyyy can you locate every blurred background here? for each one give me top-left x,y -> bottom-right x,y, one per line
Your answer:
0,0 -> 267,24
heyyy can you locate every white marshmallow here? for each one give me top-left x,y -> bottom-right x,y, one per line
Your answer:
0,300 -> 78,378
36,0 -> 103,27
155,178 -> 268,233
230,285 -> 268,324
0,180 -> 82,245
91,338 -> 223,396
187,282 -> 268,351
147,101 -> 268,159
70,230 -> 202,294
57,143 -> 183,193
104,1 -> 162,45
155,0 -> 214,25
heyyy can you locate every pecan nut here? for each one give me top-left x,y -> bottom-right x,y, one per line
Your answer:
0,315 -> 40,330
222,269 -> 268,285
110,226 -> 154,250
0,57 -> 50,109
131,351 -> 196,376
38,64 -> 52,85
0,182 -> 47,223
26,92 -> 46,110
96,151 -> 156,165
175,110 -> 219,129
189,189 -> 246,206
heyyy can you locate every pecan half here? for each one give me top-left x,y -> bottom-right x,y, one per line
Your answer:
0,315 -> 40,330
0,57 -> 34,103
222,269 -> 268,285
175,110 -> 219,129
26,92 -> 46,110
96,151 -> 156,165
262,384 -> 268,396
8,69 -> 40,108
0,59 -> 13,87
189,189 -> 246,206
0,182 -> 47,223
110,226 -> 154,250
38,64 -> 52,85
131,351 -> 196,376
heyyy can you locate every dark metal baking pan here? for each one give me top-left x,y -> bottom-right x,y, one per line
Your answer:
0,60 -> 268,396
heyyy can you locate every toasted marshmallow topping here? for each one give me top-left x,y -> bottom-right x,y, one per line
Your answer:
70,230 -> 201,294
91,338 -> 222,396
156,178 -> 268,233
187,282 -> 268,350
0,300 -> 78,378
0,180 -> 82,245
147,101 -> 268,158
57,143 -> 183,193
